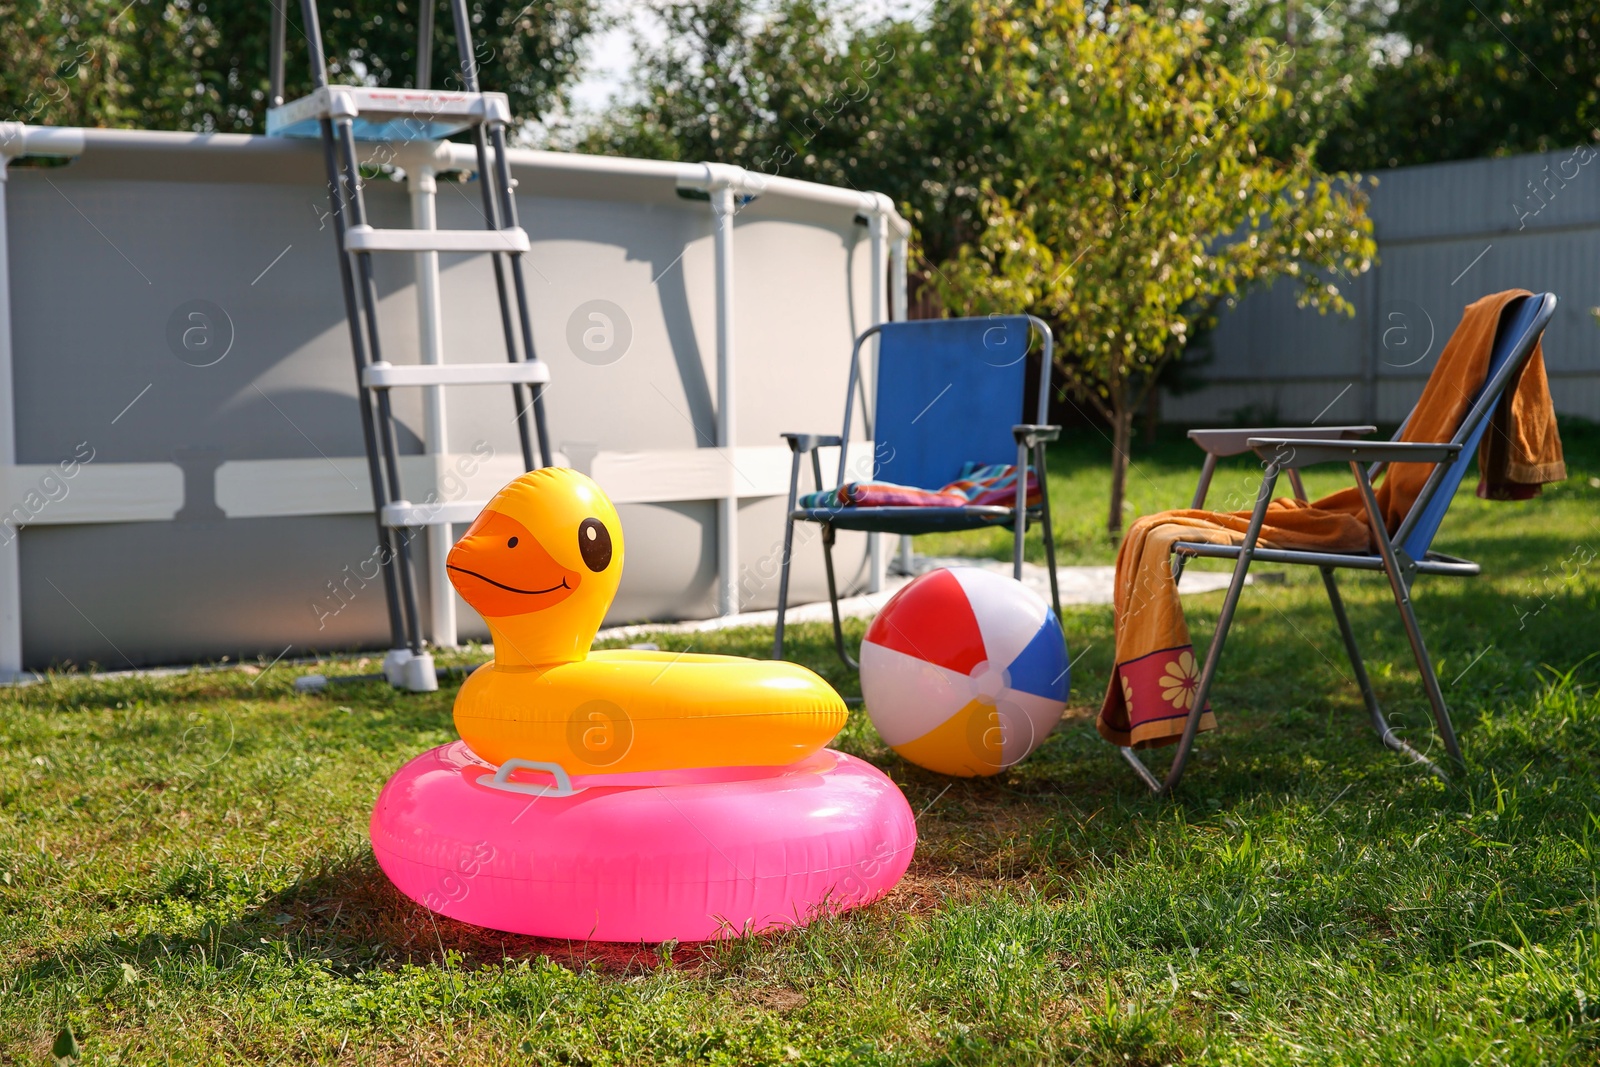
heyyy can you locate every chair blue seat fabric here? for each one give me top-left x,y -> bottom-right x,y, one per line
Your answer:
792,504 -> 1023,536
773,316 -> 1062,666
1398,293 -> 1548,560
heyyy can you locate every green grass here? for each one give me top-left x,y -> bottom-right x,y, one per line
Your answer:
4,424 -> 1600,1065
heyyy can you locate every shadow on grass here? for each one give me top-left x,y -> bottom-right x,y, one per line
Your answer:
8,838 -> 955,998
600,570 -> 1600,891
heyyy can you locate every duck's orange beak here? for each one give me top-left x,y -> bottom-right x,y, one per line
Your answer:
446,510 -> 581,618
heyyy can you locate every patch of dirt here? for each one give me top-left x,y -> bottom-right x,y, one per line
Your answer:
746,987 -> 808,1012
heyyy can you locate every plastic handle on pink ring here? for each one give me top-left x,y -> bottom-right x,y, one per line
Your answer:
482,758 -> 585,798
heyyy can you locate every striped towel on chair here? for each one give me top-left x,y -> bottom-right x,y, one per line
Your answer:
799,462 -> 1040,510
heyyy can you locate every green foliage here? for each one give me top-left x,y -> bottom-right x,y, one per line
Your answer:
50,1021 -> 79,1065
0,0 -> 191,129
928,0 -> 1375,535
1195,0 -> 1393,162
581,0 -> 1019,274
0,0 -> 601,134
1323,0 -> 1600,169
591,3 -> 1379,536
576,0 -> 880,167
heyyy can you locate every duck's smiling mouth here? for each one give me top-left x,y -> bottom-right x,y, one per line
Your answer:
446,509 -> 584,617
446,565 -> 570,597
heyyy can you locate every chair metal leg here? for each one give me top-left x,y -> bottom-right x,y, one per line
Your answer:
1130,464 -> 1282,794
1190,453 -> 1219,509
773,513 -> 798,661
772,449 -> 805,661
1349,463 -> 1465,768
1120,746 -> 1164,792
1392,579 -> 1464,766
1034,442 -> 1061,619
1319,567 -> 1446,778
1013,440 -> 1028,581
820,522 -> 858,670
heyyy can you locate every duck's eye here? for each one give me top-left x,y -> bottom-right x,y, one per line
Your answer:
507,536 -> 519,548
578,518 -> 612,572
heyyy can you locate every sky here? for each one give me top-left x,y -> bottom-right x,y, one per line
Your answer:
568,0 -> 663,115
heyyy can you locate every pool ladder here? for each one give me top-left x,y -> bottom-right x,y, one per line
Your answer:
266,0 -> 551,691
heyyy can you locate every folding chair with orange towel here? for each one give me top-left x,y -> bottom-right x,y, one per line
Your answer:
1102,290 -> 1567,793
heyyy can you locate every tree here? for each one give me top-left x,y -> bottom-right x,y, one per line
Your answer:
579,0 -> 1015,277
1193,0 -> 1392,163
0,0 -> 187,129
1321,0 -> 1600,170
0,0 -> 601,135
577,0 -> 851,165
931,0 -> 1376,537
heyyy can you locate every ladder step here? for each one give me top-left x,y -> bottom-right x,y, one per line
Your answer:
363,361 -> 550,389
383,500 -> 491,527
345,225 -> 530,254
267,86 -> 512,141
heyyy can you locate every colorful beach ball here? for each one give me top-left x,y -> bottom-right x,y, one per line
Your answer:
860,567 -> 1069,777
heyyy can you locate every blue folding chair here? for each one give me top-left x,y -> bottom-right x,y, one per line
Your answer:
773,316 -> 1061,666
1121,292 -> 1559,793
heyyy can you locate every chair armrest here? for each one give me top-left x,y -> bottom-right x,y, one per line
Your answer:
1188,425 -> 1375,458
1248,438 -> 1461,468
780,433 -> 843,454
1013,424 -> 1061,446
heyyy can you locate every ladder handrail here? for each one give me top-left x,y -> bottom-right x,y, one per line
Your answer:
291,0 -> 552,680
295,0 -> 413,654
269,0 -> 287,107
417,0 -> 436,90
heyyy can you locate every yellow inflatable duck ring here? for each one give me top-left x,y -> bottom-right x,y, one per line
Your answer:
448,468 -> 848,775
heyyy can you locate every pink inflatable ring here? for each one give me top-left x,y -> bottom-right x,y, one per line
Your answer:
371,741 -> 916,942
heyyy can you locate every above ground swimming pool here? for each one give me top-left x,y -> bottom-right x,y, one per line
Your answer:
0,123 -> 910,673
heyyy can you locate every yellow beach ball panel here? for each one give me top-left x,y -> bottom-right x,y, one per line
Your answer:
890,699 -> 1005,777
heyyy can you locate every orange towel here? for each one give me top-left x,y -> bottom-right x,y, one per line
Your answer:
1099,290 -> 1566,749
